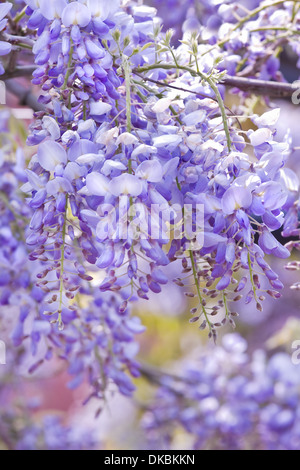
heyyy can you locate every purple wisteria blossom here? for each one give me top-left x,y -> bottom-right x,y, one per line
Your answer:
1,1 -> 300,449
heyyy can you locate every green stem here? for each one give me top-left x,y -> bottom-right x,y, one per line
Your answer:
62,42 -> 74,90
223,292 -> 229,320
250,26 -> 300,35
58,196 -> 68,327
189,250 -> 212,331
14,7 -> 27,24
248,250 -> 258,302
123,56 -> 133,174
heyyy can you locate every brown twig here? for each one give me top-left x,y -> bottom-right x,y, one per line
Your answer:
221,75 -> 299,99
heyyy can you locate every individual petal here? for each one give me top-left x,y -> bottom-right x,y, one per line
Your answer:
262,211 -> 283,231
42,116 -> 60,140
86,0 -> 120,20
96,243 -> 115,268
0,3 -> 12,22
25,169 -> 45,191
183,109 -> 206,126
259,182 -> 288,211
89,101 -> 112,116
109,174 -> 143,197
136,159 -> 163,183
46,177 -> 73,195
38,141 -> 67,171
222,186 -> 252,215
116,132 -> 139,146
131,144 -> 157,159
152,98 -> 172,114
249,128 -> 273,146
278,168 -> 299,193
254,108 -> 280,128
216,272 -> 231,290
203,232 -> 227,248
62,2 -> 91,27
153,134 -> 182,148
76,152 -> 105,165
258,229 -> 290,259
85,38 -> 105,59
102,160 -> 127,176
80,209 -> 100,226
39,0 -> 67,20
0,40 -> 11,56
64,162 -> 87,181
85,172 -> 110,196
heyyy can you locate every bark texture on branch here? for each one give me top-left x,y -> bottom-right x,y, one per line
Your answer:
222,75 -> 300,99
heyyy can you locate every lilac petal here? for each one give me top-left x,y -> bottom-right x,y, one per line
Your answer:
273,243 -> 290,259
249,128 -> 272,146
259,229 -> 290,259
136,159 -> 163,183
109,174 -> 143,197
260,182 -> 288,211
30,208 -> 44,231
86,172 -> 110,196
203,232 -> 227,248
183,109 -> 206,126
76,153 -> 104,165
0,40 -> 11,56
147,277 -> 162,294
153,134 -> 182,148
96,243 -> 115,268
216,273 -> 231,291
92,19 -> 110,34
262,211 -> 282,231
85,38 -> 105,59
0,3 -> 12,22
151,268 -> 168,285
42,116 -> 60,140
89,101 -> 112,116
46,177 -> 73,195
64,162 -> 87,181
61,2 -> 91,28
86,0 -> 120,20
11,322 -> 24,347
39,0 -> 67,20
225,240 -> 236,265
254,108 -> 280,128
38,141 -> 67,171
222,186 -> 252,215
25,169 -> 45,191
32,30 -> 50,55
80,209 -> 100,227
126,317 -> 146,334
30,189 -> 47,209
102,160 -> 127,176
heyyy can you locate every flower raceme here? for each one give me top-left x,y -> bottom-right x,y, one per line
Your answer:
0,0 -> 300,403
15,0 -> 299,337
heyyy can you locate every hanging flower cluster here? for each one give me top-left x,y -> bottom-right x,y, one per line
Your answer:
0,0 -> 300,406
0,109 -> 144,402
